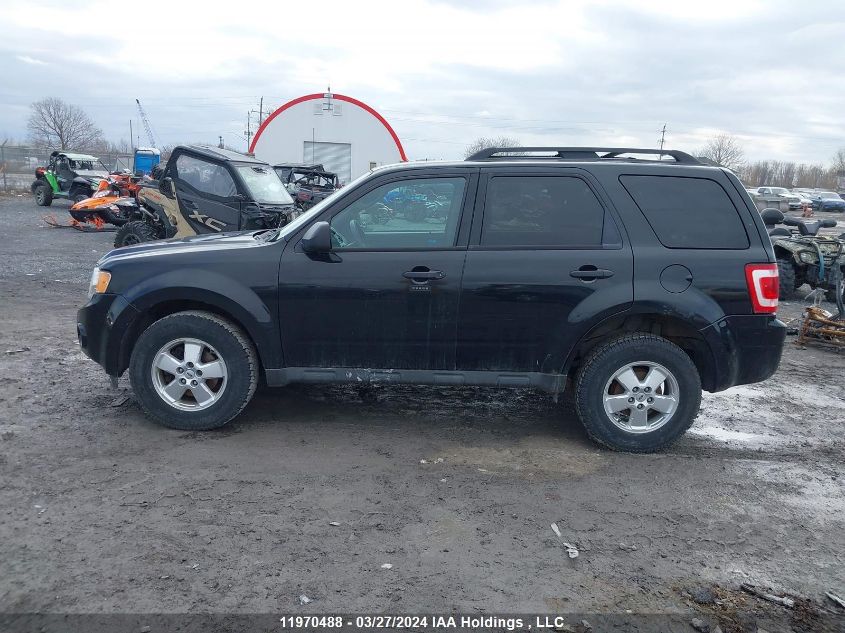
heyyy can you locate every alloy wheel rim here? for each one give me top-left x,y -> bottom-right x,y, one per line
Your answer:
602,361 -> 679,434
151,338 -> 228,411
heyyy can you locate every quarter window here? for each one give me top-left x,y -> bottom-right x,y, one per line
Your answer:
330,177 -> 466,249
175,154 -> 237,199
480,176 -> 605,247
620,175 -> 749,249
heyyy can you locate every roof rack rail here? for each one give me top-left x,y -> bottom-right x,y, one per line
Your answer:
464,147 -> 701,165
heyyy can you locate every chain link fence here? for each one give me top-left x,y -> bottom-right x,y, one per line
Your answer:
0,145 -> 133,191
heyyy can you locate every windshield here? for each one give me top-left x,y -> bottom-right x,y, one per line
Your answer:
820,192 -> 841,199
771,187 -> 789,195
69,158 -> 108,173
235,165 -> 293,204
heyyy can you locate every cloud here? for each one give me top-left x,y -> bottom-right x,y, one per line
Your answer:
0,0 -> 842,164
16,55 -> 47,66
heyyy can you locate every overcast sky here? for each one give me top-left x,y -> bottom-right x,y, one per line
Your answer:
1,0 -> 843,163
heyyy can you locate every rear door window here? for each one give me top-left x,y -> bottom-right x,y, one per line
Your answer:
480,176 -> 606,247
620,175 -> 749,249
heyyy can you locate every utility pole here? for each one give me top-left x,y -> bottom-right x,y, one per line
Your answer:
218,135 -> 224,149
658,123 -> 667,153
259,96 -> 263,125
129,120 -> 134,151
245,111 -> 252,151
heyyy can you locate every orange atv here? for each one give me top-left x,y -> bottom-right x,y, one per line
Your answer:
69,173 -> 141,227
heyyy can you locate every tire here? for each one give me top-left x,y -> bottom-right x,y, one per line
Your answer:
114,221 -> 158,247
72,191 -> 89,204
129,311 -> 258,431
574,333 -> 701,452
776,258 -> 798,299
34,183 -> 53,206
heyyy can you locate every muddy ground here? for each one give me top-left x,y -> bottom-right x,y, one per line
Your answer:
0,195 -> 843,632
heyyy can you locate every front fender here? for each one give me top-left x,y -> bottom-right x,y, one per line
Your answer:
123,269 -> 281,369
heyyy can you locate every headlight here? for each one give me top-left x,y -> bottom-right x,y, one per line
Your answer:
88,267 -> 111,298
798,252 -> 816,263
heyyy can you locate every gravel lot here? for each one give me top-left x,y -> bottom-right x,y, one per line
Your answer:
0,195 -> 843,632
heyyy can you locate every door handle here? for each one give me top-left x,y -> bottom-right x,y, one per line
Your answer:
403,270 -> 445,281
570,267 -> 614,280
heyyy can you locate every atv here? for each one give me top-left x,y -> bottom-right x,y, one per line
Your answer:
114,145 -> 296,247
761,208 -> 845,302
31,151 -> 110,206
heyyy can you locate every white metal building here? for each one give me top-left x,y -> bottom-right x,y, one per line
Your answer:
249,92 -> 407,184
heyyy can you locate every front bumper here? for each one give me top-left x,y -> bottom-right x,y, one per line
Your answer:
77,293 -> 141,377
699,315 -> 786,392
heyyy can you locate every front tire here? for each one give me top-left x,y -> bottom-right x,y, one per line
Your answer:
114,220 -> 158,247
574,334 -> 701,452
129,311 -> 258,431
776,258 -> 798,299
34,183 -> 53,206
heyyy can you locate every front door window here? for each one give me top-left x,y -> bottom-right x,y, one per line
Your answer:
329,177 -> 466,250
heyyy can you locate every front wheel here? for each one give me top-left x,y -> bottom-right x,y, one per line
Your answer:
129,311 -> 258,430
574,334 -> 701,452
34,183 -> 53,206
114,220 -> 159,247
776,258 -> 798,299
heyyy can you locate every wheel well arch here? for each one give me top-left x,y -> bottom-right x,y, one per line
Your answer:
119,299 -> 267,379
564,313 -> 716,391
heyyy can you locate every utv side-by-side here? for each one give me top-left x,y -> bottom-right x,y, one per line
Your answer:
31,151 -> 110,206
114,145 -> 297,247
273,163 -> 339,212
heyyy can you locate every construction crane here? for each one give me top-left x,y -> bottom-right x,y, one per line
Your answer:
135,98 -> 156,148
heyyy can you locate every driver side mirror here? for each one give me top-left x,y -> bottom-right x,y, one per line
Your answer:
300,221 -> 332,254
159,176 -> 175,198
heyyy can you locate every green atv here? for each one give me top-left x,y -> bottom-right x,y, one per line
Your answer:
31,151 -> 110,206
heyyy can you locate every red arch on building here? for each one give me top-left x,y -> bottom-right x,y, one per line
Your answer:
248,92 -> 407,161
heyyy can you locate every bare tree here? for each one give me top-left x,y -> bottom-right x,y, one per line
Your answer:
832,148 -> 845,173
696,133 -> 745,171
27,97 -> 104,150
463,136 -> 522,159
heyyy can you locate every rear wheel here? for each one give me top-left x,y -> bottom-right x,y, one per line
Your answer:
129,311 -> 258,430
574,334 -> 701,452
72,191 -> 89,204
114,220 -> 158,247
776,258 -> 798,299
34,183 -> 53,206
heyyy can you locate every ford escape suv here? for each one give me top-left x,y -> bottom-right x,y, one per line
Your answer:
77,147 -> 786,452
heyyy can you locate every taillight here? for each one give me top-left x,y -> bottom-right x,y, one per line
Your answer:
745,263 -> 779,314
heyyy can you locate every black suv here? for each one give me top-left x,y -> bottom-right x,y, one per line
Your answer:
77,147 -> 785,452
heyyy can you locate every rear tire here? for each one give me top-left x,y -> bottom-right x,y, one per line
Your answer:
776,258 -> 798,299
34,183 -> 53,206
114,220 -> 158,247
574,334 -> 701,452
72,192 -> 89,204
129,311 -> 258,431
